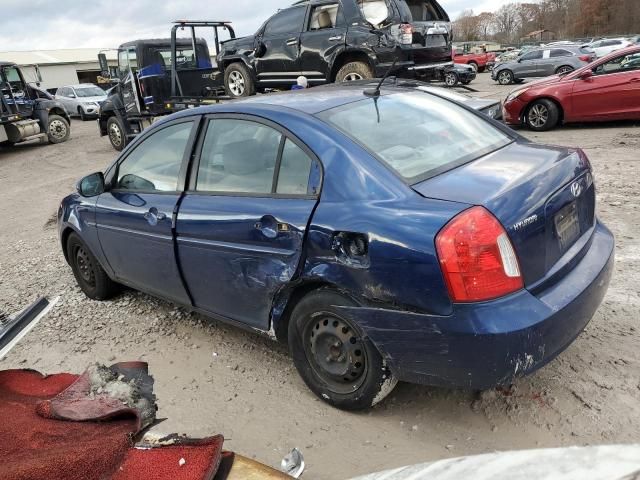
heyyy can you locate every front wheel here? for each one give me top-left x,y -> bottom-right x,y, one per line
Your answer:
66,233 -> 119,300
224,63 -> 255,98
335,61 -> 373,83
79,108 -> 87,121
107,116 -> 127,151
288,289 -> 397,411
468,62 -> 479,73
525,99 -> 560,132
47,115 -> 70,144
497,69 -> 514,85
444,71 -> 459,87
556,65 -> 574,75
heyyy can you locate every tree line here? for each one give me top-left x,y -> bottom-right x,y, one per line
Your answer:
453,0 -> 640,44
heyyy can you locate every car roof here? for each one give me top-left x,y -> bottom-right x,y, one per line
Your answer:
65,84 -> 101,89
0,61 -> 17,67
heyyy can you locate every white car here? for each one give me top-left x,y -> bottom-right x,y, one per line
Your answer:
586,38 -> 633,57
55,84 -> 107,120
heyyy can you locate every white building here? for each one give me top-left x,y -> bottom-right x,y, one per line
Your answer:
0,48 -> 118,91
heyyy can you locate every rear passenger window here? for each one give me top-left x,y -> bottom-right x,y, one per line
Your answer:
309,4 -> 342,30
276,139 -> 313,195
521,50 -> 543,61
550,49 -> 571,58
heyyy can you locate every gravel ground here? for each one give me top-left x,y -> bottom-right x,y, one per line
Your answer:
1,74 -> 639,479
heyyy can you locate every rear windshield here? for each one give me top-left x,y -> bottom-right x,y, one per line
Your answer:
317,91 -> 511,183
397,0 -> 449,22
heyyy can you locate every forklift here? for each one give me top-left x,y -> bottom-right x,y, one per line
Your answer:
1,62 -> 71,147
98,21 -> 235,151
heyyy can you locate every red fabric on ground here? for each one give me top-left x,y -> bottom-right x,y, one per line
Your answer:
0,370 -> 136,480
113,436 -> 225,480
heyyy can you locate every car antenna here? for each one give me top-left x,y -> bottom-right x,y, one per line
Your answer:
364,58 -> 399,97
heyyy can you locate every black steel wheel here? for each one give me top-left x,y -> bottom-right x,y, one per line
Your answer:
66,233 -> 119,300
288,289 -> 397,410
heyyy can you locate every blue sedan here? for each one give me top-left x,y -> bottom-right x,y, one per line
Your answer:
58,84 -> 614,410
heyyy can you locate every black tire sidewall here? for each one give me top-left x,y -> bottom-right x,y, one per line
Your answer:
288,289 -> 396,410
526,99 -> 560,131
335,61 -> 373,83
66,233 -> 117,300
498,70 -> 514,85
47,114 -> 70,144
445,72 -> 459,86
107,117 -> 126,151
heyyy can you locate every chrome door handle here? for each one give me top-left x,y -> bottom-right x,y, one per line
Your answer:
328,36 -> 343,42
286,38 -> 298,46
144,208 -> 166,226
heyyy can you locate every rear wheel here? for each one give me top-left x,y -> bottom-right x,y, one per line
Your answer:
288,289 -> 397,410
556,65 -> 574,75
468,62 -> 479,73
224,63 -> 255,98
444,71 -> 459,87
107,116 -> 126,151
78,107 -> 87,121
497,69 -> 514,85
335,61 -> 373,83
525,99 -> 560,132
66,233 -> 119,300
47,115 -> 70,144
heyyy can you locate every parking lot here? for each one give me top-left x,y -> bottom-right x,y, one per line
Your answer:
1,72 -> 639,479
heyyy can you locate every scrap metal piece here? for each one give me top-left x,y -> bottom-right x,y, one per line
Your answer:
281,448 -> 305,478
0,297 -> 59,360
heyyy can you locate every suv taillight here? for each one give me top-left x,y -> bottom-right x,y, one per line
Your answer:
400,23 -> 413,45
436,206 -> 523,303
578,54 -> 591,62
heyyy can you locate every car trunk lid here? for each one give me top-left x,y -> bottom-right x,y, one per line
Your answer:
413,142 -> 596,287
395,0 -> 452,64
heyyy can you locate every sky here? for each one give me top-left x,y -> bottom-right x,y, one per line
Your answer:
0,0 -> 518,52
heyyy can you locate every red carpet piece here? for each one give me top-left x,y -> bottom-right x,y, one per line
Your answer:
0,367 -> 225,480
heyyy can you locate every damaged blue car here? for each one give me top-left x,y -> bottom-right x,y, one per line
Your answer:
59,83 -> 614,410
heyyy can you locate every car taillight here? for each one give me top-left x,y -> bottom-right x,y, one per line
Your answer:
436,206 -> 523,303
579,55 -> 591,62
400,23 -> 413,45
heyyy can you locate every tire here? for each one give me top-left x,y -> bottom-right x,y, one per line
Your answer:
468,62 -> 479,73
335,61 -> 374,83
0,141 -> 14,147
224,62 -> 255,98
47,115 -> 70,144
78,107 -> 87,121
107,116 -> 127,151
444,71 -> 459,87
497,69 -> 514,85
66,233 -> 119,301
525,99 -> 560,132
288,288 -> 397,411
556,65 -> 574,75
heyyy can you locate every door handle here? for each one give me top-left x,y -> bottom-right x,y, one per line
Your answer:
328,36 -> 343,42
144,207 -> 167,226
286,38 -> 298,46
630,78 -> 640,83
254,215 -> 289,239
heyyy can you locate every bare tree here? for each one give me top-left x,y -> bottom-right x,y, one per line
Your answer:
492,4 -> 522,43
453,9 -> 480,41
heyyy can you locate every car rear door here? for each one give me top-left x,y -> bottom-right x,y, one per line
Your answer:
541,49 -> 571,76
571,51 -> 640,120
95,118 -> 199,305
299,2 -> 347,84
255,6 -> 307,87
516,49 -> 544,77
175,115 -> 321,329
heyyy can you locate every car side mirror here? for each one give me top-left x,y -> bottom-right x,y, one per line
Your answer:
578,69 -> 593,80
77,172 -> 105,198
254,41 -> 267,58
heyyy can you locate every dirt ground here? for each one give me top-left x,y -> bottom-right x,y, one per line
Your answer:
1,74 -> 639,479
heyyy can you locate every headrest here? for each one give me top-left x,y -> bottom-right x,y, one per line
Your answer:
318,10 -> 332,29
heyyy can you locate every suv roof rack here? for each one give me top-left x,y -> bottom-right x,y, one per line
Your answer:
173,20 -> 233,26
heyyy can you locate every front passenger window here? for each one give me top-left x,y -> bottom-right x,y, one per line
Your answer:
116,122 -> 193,192
309,4 -> 341,30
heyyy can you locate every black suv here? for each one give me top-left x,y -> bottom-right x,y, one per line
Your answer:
218,0 -> 452,97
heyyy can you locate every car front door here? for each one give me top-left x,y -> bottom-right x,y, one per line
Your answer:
176,115 -> 321,329
515,49 -> 544,78
95,119 -> 198,304
255,5 -> 307,87
299,2 -> 347,84
119,47 -> 141,115
570,52 -> 640,120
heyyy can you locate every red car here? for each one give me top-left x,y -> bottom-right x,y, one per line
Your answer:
453,49 -> 495,73
503,46 -> 640,131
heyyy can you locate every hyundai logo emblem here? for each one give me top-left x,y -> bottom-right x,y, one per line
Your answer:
571,181 -> 583,198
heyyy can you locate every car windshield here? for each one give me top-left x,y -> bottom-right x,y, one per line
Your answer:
317,91 -> 512,183
75,87 -> 105,97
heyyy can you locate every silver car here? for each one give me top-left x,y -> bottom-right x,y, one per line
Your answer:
492,46 -> 595,85
55,84 -> 107,120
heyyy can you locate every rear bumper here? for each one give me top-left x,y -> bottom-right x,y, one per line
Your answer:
339,221 -> 614,389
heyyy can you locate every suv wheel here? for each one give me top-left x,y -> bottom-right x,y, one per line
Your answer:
444,71 -> 459,87
525,99 -> 560,132
497,69 -> 514,85
556,65 -> 574,75
288,288 -> 397,411
224,63 -> 255,98
335,61 -> 373,83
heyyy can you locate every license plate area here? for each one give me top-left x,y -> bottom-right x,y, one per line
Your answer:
555,202 -> 580,251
